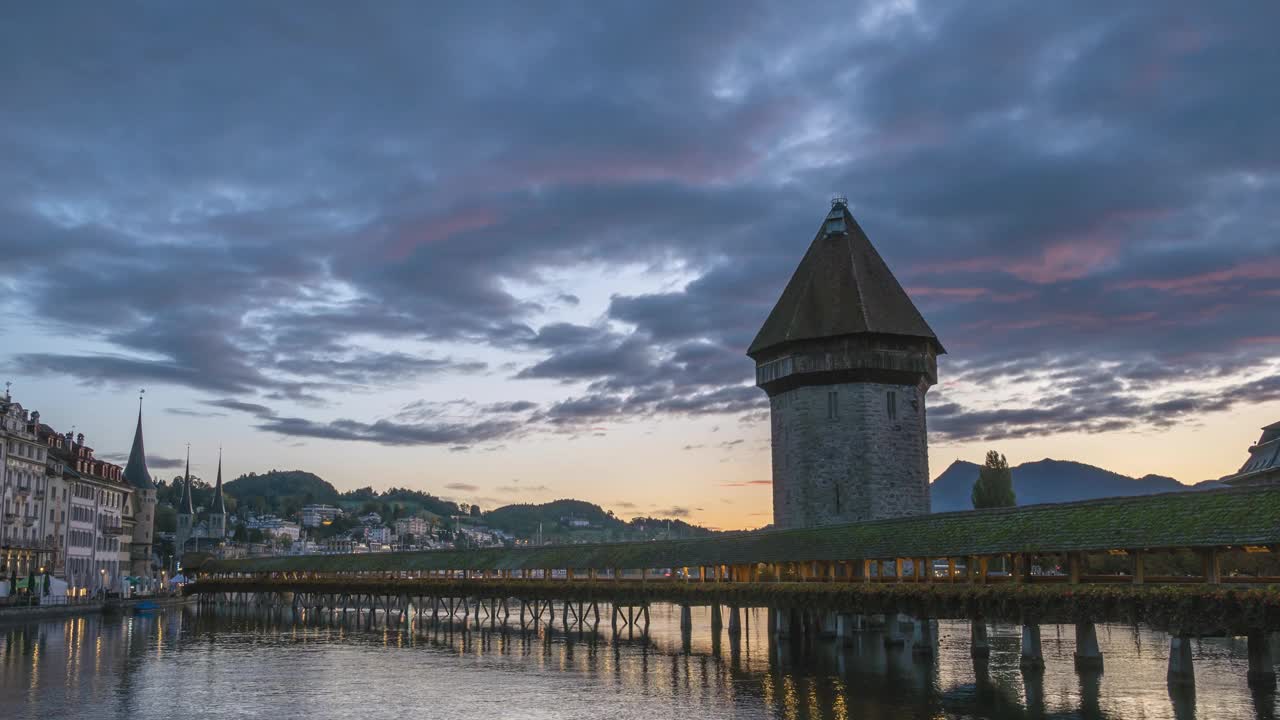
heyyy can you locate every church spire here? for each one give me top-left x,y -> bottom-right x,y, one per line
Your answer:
212,447 -> 226,515
122,392 -> 155,489
180,445 -> 194,515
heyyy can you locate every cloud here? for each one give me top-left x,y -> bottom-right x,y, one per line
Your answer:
204,399 -> 276,417
444,483 -> 479,492
651,506 -> 692,518
164,407 -> 226,418
255,415 -> 524,448
0,1 -> 1276,454
496,484 -> 549,493
720,480 -> 771,488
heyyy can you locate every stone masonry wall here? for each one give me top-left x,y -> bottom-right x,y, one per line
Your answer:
771,381 -> 931,528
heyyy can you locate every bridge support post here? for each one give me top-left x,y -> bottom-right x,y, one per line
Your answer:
1248,632 -> 1275,692
912,617 -> 937,656
679,604 -> 692,632
710,603 -> 722,633
771,608 -> 791,638
1020,624 -> 1045,670
1074,622 -> 1104,672
883,613 -> 906,647
727,605 -> 741,636
970,620 -> 990,658
1167,635 -> 1195,689
819,612 -> 838,638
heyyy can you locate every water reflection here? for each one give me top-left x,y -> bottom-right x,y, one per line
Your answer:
0,604 -> 1276,720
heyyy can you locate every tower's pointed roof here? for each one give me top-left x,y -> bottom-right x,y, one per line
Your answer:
212,448 -> 226,515
122,398 -> 155,489
748,200 -> 944,358
180,447 -> 194,515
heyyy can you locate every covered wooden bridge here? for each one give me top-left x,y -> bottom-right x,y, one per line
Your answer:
190,486 -> 1280,691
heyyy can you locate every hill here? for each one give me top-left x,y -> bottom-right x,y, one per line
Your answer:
929,458 -> 1222,512
224,470 -> 340,516
483,499 -> 626,537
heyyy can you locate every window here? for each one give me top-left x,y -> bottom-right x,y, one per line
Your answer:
827,391 -> 839,420
834,485 -> 841,514
886,391 -> 897,420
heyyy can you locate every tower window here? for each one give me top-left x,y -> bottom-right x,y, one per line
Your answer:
827,391 -> 839,419
886,391 -> 897,420
834,485 -> 841,514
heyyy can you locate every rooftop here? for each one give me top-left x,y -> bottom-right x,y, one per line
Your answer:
747,200 -> 942,358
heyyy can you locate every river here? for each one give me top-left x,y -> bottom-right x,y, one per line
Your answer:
0,603 -> 1275,719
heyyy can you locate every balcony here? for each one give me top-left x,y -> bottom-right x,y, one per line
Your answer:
33,490 -> 45,500
2,511 -> 15,525
22,514 -> 37,527
14,484 -> 30,497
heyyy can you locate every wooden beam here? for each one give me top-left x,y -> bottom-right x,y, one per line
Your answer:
1068,552 -> 1082,585
1202,548 -> 1221,584
1132,551 -> 1145,585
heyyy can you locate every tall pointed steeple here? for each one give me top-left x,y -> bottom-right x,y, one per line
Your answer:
212,447 -> 226,515
180,446 -> 194,515
122,394 -> 155,489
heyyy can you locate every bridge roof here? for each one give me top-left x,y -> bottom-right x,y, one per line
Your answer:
205,486 -> 1280,574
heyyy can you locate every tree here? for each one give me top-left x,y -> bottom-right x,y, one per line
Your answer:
469,504 -> 482,518
972,451 -> 1016,509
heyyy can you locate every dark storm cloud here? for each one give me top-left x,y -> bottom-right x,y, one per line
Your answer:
1,1 -> 1277,447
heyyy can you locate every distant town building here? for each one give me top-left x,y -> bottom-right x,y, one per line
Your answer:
244,515 -> 301,541
358,512 -> 382,525
394,516 -> 429,538
748,198 -> 943,529
301,504 -> 343,527
364,525 -> 391,545
1223,421 -> 1280,487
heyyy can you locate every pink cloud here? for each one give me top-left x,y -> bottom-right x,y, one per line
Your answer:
387,207 -> 501,259
913,208 -> 1169,284
1112,258 -> 1280,294
906,286 -> 1034,303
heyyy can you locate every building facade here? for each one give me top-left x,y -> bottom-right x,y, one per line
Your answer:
748,199 -> 944,529
301,504 -> 343,528
40,428 -> 133,592
1224,421 -> 1280,487
1,397 -> 54,578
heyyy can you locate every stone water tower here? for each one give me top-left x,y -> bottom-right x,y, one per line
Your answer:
748,198 -> 944,528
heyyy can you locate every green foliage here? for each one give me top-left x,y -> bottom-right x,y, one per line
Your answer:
483,499 -> 628,538
972,450 -> 1016,509
224,470 -> 340,518
154,504 -> 176,533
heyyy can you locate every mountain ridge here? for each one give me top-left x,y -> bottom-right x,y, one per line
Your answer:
929,457 -> 1222,513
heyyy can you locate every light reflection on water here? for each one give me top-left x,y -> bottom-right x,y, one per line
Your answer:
0,603 -> 1276,720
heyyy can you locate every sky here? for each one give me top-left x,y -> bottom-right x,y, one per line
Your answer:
2,1 -> 1278,530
